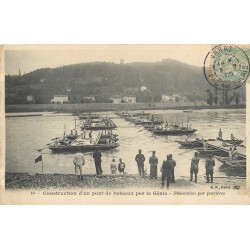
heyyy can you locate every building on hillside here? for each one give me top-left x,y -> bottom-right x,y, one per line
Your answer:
140,86 -> 147,91
120,58 -> 124,65
161,94 -> 181,102
27,95 -> 34,102
51,95 -> 68,104
123,95 -> 136,103
83,96 -> 95,102
110,96 -> 123,104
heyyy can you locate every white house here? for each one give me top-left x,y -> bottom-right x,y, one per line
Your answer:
51,95 -> 68,104
140,86 -> 147,91
162,94 -> 181,102
27,95 -> 34,102
162,95 -> 174,102
123,96 -> 136,103
110,96 -> 122,104
83,96 -> 95,102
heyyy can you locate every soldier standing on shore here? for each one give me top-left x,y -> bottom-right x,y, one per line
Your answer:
93,149 -> 103,175
205,153 -> 215,183
149,151 -> 158,179
73,150 -> 85,180
190,152 -> 200,183
110,159 -> 117,174
135,149 -> 146,176
169,154 -> 176,183
118,158 -> 126,174
161,155 -> 172,189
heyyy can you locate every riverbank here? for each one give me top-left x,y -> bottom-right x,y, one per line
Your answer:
5,103 -> 246,113
5,173 -> 246,190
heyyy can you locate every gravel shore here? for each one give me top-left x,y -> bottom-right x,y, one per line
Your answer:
5,173 -> 246,190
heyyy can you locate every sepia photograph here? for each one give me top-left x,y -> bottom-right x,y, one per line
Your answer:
0,44 -> 249,204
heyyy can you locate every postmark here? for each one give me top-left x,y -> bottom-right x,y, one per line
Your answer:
203,44 -> 250,90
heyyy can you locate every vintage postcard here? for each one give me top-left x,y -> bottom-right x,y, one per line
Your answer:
0,44 -> 249,204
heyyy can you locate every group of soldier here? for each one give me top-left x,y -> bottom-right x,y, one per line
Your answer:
73,148 -> 216,188
135,149 -> 215,189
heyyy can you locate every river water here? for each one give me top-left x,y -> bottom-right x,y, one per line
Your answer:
6,109 -> 246,179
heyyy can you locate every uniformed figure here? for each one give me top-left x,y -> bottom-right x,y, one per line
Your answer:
228,148 -> 233,162
190,152 -> 200,183
232,147 -> 238,160
135,149 -> 146,176
110,159 -> 117,174
218,129 -> 223,140
73,150 -> 85,180
118,158 -> 126,174
149,151 -> 158,179
169,154 -> 176,183
205,153 -> 215,183
161,155 -> 172,189
93,149 -> 102,175
231,134 -> 236,140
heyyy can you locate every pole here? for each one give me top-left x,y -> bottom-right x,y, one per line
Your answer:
222,85 -> 225,105
75,118 -> 76,130
42,160 -> 44,173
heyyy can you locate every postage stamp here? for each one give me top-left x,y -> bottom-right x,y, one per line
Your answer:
204,44 -> 250,91
0,44 -> 249,204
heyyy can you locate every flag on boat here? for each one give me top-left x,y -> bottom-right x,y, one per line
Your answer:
35,155 -> 42,163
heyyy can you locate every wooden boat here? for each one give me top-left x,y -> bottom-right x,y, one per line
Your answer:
195,147 -> 228,157
153,128 -> 197,136
66,134 -> 78,140
215,157 -> 246,176
78,113 -> 100,119
49,131 -> 119,152
215,156 -> 246,166
49,142 -> 119,152
99,134 -> 119,143
183,110 -> 193,113
176,139 -> 203,148
206,140 -> 246,160
134,119 -> 163,125
217,138 -> 243,145
81,122 -> 117,130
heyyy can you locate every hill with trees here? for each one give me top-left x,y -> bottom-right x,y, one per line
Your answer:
5,59 -> 246,105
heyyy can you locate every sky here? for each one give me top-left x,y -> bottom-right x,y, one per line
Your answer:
4,45 -> 212,75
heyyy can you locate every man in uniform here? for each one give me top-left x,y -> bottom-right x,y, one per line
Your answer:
218,128 -> 223,140
93,148 -> 103,175
73,149 -> 85,180
161,155 -> 172,189
118,158 -> 126,175
205,153 -> 215,183
169,154 -> 176,183
190,152 -> 200,183
149,151 -> 158,179
135,149 -> 146,177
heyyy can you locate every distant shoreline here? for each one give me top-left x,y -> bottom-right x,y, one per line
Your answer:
5,103 -> 246,113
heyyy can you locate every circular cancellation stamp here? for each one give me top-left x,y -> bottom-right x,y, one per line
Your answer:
203,44 -> 250,90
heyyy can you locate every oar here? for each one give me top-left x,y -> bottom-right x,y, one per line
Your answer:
178,149 -> 194,155
51,137 -> 60,140
138,129 -> 144,132
84,152 -> 94,155
37,145 -> 51,152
